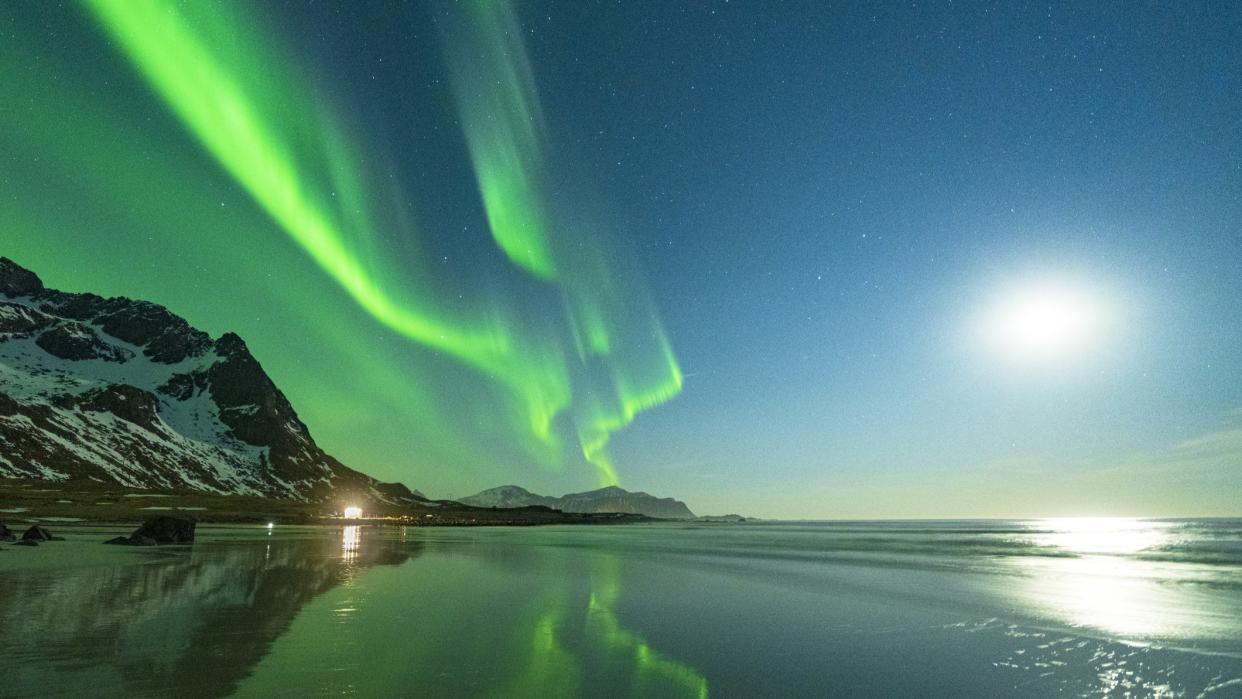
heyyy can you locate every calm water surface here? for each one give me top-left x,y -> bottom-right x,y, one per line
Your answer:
2,519 -> 1241,697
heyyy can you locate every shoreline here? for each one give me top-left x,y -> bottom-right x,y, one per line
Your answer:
0,477 -> 659,527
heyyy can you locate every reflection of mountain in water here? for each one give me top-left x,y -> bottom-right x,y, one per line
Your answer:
0,529 -> 414,698
2,529 -> 706,697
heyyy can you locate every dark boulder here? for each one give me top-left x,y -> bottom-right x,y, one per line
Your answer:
22,525 -> 64,542
133,516 -> 195,543
104,516 -> 196,546
15,539 -> 39,547
0,522 -> 14,542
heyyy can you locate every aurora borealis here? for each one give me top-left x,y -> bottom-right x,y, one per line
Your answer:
3,2 -> 1241,516
3,1 -> 681,493
84,0 -> 685,487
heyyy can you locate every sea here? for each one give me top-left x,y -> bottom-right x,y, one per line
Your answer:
1,518 -> 1240,697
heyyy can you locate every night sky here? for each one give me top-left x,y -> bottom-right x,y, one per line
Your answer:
2,2 -> 1239,517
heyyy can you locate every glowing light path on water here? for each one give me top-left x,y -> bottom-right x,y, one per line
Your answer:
83,0 -> 682,484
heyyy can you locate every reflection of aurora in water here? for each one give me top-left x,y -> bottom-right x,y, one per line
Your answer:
71,0 -> 681,486
226,528 -> 712,698
584,558 -> 710,699
504,555 -> 709,698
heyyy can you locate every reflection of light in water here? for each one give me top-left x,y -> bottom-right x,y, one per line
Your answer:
1015,518 -> 1204,641
1032,517 -> 1173,554
1018,555 -> 1192,639
342,525 -> 360,562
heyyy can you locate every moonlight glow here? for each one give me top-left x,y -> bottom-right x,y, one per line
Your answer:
984,283 -> 1107,362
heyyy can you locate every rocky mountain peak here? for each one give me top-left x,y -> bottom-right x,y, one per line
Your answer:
0,257 -> 44,296
214,332 -> 249,357
0,257 -> 213,365
0,257 -> 421,505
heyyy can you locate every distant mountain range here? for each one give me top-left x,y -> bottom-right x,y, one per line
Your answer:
460,484 -> 696,519
0,257 -> 421,506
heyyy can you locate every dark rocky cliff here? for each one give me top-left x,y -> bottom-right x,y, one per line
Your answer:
0,257 -> 421,504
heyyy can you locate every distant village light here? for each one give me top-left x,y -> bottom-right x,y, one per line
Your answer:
343,506 -> 363,519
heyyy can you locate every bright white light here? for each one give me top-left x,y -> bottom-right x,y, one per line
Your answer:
1034,517 -> 1171,555
984,282 -> 1105,361
343,506 -> 362,519
266,522 -> 274,529
342,525 -> 360,560
1013,518 -> 1202,640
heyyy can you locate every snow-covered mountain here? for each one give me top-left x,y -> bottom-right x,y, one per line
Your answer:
0,257 -> 421,504
460,484 -> 696,519
458,485 -> 559,509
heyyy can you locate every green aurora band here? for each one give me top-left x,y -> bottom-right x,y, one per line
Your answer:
26,0 -> 682,486
433,1 -> 684,483
500,554 -> 709,698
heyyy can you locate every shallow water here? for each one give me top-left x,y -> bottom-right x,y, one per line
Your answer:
1,519 -> 1240,697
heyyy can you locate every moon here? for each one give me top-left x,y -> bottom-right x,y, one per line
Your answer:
983,282 -> 1106,362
